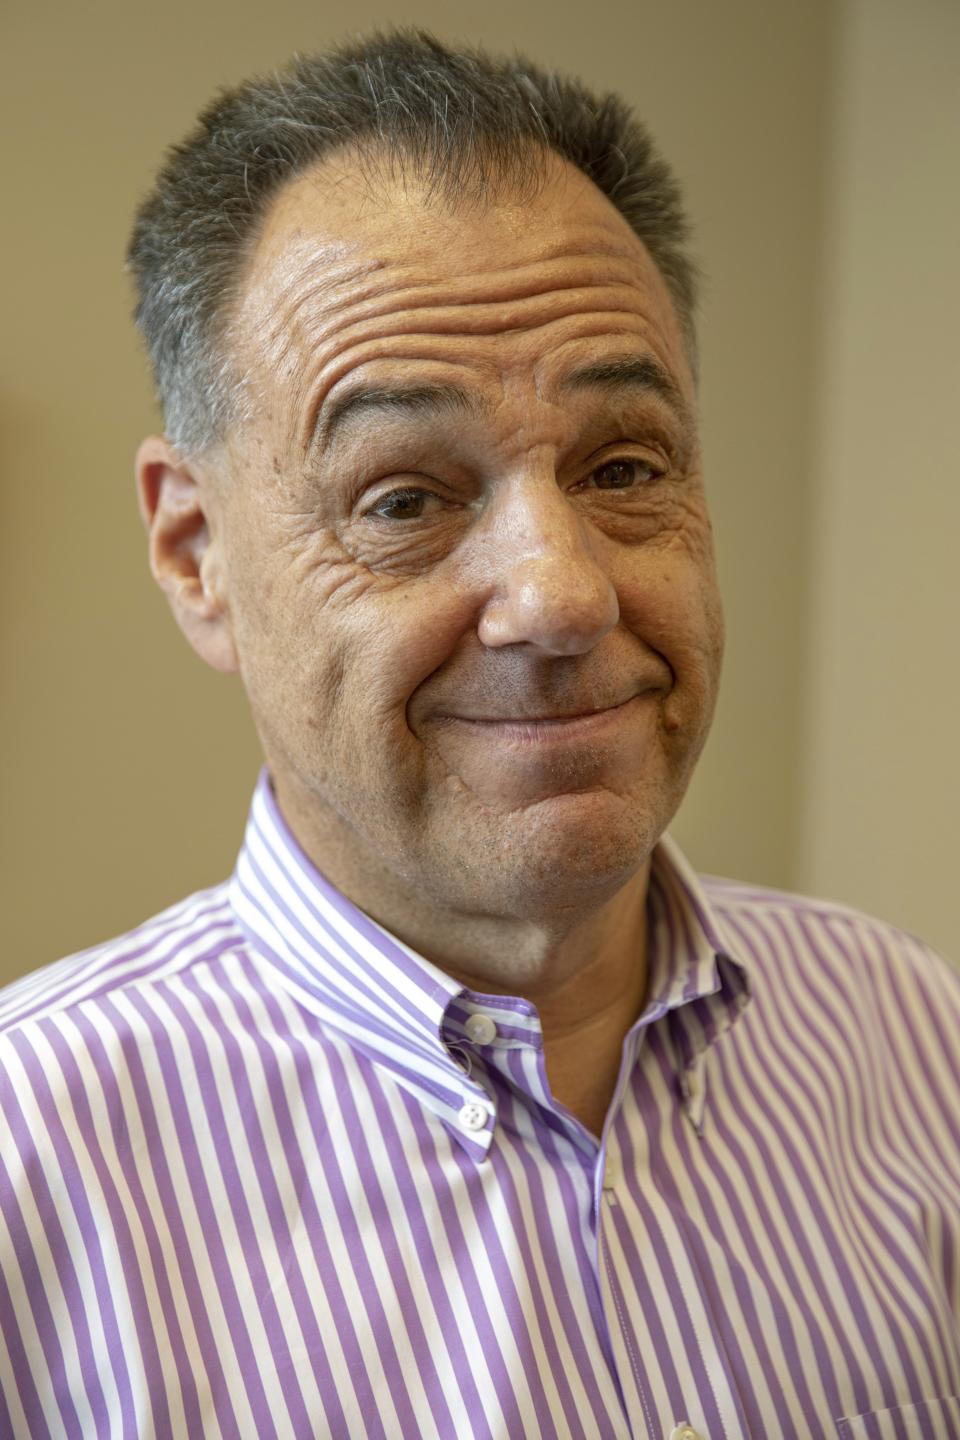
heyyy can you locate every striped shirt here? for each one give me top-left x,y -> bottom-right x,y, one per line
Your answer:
1,771 -> 959,1440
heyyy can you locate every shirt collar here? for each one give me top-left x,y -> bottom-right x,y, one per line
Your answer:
228,769 -> 751,1155
228,770 -> 496,1160
643,833 -> 753,1135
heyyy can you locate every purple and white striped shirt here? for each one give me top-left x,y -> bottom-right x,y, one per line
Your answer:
2,770 -> 959,1439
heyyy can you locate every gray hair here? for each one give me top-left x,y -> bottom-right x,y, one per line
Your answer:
127,28 -> 698,456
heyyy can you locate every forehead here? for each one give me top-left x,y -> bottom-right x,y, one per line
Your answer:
231,149 -> 692,426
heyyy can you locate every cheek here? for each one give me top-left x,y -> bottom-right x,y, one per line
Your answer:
617,537 -> 724,742
621,551 -> 720,654
350,577 -> 480,714
226,486 -> 478,733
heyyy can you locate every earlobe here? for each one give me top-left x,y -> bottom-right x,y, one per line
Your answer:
134,435 -> 240,674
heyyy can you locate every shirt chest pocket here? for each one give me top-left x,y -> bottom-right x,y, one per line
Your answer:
835,1395 -> 960,1438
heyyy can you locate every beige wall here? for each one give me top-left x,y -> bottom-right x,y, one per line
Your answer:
8,0 -> 940,986
798,0 -> 960,959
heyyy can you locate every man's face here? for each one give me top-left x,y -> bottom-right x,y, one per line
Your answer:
206,152 -> 723,919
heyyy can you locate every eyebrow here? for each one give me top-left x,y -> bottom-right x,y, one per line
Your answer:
557,354 -> 692,429
311,383 -> 482,451
310,352 -> 692,452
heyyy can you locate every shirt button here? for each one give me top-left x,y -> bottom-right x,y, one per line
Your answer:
464,1013 -> 497,1045
603,1153 -> 619,1189
669,1425 -> 703,1440
458,1101 -> 492,1132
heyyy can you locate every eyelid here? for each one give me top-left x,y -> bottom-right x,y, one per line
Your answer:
593,453 -> 662,471
360,478 -> 438,508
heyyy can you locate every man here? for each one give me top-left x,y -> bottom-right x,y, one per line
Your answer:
1,28 -> 958,1440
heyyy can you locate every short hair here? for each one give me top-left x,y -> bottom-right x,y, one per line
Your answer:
127,28 -> 698,456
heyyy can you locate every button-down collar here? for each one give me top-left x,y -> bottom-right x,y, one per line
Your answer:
229,770 -> 751,1156
643,833 -> 753,1134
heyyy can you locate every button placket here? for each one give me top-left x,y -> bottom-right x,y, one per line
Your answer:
682,1052 -> 708,1136
602,1150 -> 620,1205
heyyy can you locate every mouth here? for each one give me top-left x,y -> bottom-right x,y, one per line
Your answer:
436,693 -> 653,744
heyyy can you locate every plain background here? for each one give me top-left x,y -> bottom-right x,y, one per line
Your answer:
2,0 -> 957,985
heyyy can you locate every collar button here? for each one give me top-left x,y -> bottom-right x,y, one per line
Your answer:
458,1101 -> 492,1133
465,1013 -> 497,1045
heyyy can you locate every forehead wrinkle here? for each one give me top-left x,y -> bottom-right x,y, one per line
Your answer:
247,233 -> 688,460
298,255 -> 652,334
253,239 -> 663,365
290,287 -> 669,394
241,155 -> 686,390
253,253 -> 388,377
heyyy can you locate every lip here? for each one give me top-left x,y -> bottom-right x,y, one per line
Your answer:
437,693 -> 651,744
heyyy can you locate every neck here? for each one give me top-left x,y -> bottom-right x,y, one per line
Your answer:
439,875 -> 651,1138
271,772 -> 653,1138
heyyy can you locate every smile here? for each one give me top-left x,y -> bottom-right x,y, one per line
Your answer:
439,694 -> 650,745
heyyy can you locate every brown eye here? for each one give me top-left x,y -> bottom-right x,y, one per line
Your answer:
367,487 -> 432,520
590,460 -> 660,490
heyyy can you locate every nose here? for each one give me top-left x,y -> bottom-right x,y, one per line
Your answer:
476,481 -> 620,655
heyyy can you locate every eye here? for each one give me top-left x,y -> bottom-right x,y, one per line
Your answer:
586,458 -> 662,490
365,486 -> 438,521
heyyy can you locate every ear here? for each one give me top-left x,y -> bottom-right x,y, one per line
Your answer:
135,435 -> 239,674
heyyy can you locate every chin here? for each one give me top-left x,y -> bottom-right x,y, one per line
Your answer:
426,786 -> 671,917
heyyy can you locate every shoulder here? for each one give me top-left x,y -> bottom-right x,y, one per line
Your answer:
0,885 -> 252,1246
0,882 -> 246,1039
701,871 -> 960,1028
